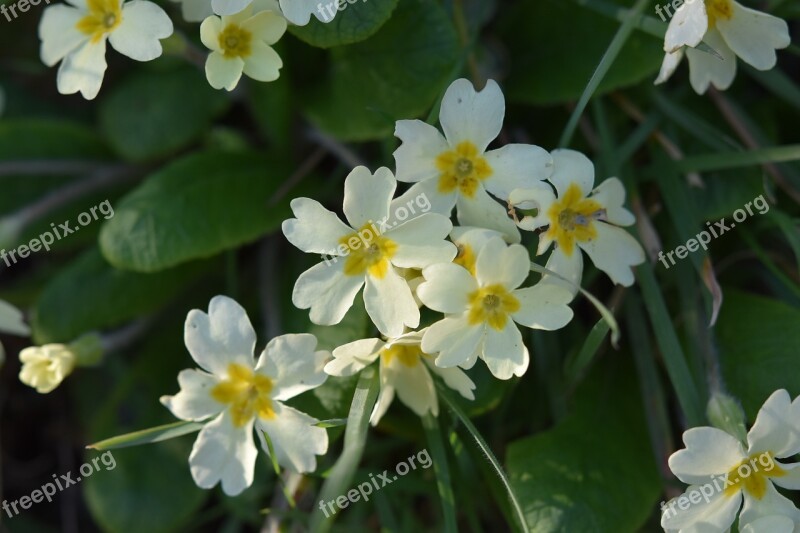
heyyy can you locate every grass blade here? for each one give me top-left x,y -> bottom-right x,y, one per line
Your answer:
676,145 -> 800,172
422,413 -> 458,533
87,420 -> 203,451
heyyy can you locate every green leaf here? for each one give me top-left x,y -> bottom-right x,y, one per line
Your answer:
303,0 -> 460,141
507,360 -> 660,531
32,248 -> 210,343
718,289 -> 800,419
676,145 -> 800,172
498,0 -> 663,106
421,413 -> 457,533
99,66 -> 229,162
99,151 -> 293,272
289,0 -> 399,48
87,421 -> 203,451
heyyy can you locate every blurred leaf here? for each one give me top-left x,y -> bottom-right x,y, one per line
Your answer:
498,0 -> 663,105
32,247 -> 209,343
303,0 -> 459,141
88,421 -> 203,451
507,360 -> 660,531
719,290 -> 800,419
99,66 -> 230,162
289,0 -> 399,48
677,145 -> 800,172
99,151 -> 292,272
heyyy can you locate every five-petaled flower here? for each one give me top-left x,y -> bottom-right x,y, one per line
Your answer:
39,0 -> 173,99
509,149 -> 645,290
655,0 -> 790,94
282,166 -> 457,338
417,237 -> 574,380
161,296 -> 330,496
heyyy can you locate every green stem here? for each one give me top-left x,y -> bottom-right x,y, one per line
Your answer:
422,413 -> 458,533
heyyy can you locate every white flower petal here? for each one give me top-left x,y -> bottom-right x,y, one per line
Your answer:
475,237 -> 529,290
716,1 -> 790,71
387,178 -> 457,227
386,213 -> 456,269
590,177 -> 635,226
655,48 -> 685,85
212,0 -> 251,16
739,481 -> 800,530
205,50 -> 244,91
578,223 -> 645,287
326,338 -> 383,376
423,359 -> 475,400
363,267 -> 419,338
539,245 -> 583,298
685,29 -> 737,94
256,334 -> 328,401
482,144 -> 553,200
242,41 -> 282,81
771,461 -> 800,491
661,484 -> 741,532
549,149 -> 594,198
439,78 -> 504,153
384,356 -> 437,418
0,300 -> 29,336
200,15 -> 222,51
38,5 -> 86,67
292,261 -> 364,326
278,0 -> 327,25
56,40 -> 107,100
370,382 -> 395,425
511,283 -> 574,330
282,197 -> 353,255
669,427 -> 747,486
456,186 -> 520,243
393,119 -> 449,184
241,8 -> 286,44
343,166 -> 395,229
417,262 -> 477,314
482,321 -> 527,380
740,515 -> 795,533
184,295 -> 256,376
257,402 -> 328,473
423,315 -> 483,368
110,0 -> 173,61
747,389 -> 800,458
160,369 -> 223,421
664,0 -> 708,52
508,183 -> 557,232
189,411 -> 257,496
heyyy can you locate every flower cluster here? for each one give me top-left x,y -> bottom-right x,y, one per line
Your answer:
655,0 -> 790,94
663,390 -> 800,532
156,78 -> 647,495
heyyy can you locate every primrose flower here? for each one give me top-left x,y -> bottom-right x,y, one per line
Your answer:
200,5 -> 286,91
212,0 -> 331,26
282,166 -> 456,338
417,237 -> 573,380
662,389 -> 800,532
38,0 -> 173,100
325,330 -> 475,425
161,296 -> 329,496
19,344 -> 76,394
392,78 -> 553,241
450,226 -> 506,276
509,149 -> 645,290
655,0 -> 790,94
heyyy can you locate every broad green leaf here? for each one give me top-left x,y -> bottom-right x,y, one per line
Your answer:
99,151 -> 293,272
718,289 -> 800,419
87,421 -> 203,451
498,0 -> 663,105
289,0 -> 399,48
98,66 -> 229,162
32,248 -> 210,343
303,0 -> 459,141
507,361 -> 660,531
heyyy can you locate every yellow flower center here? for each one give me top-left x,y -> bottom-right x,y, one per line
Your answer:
454,242 -> 477,275
339,223 -> 398,278
211,363 -> 275,427
723,453 -> 785,500
436,141 -> 493,198
380,344 -> 423,367
705,0 -> 733,29
467,284 -> 520,330
219,24 -> 253,59
545,183 -> 604,257
76,0 -> 122,43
